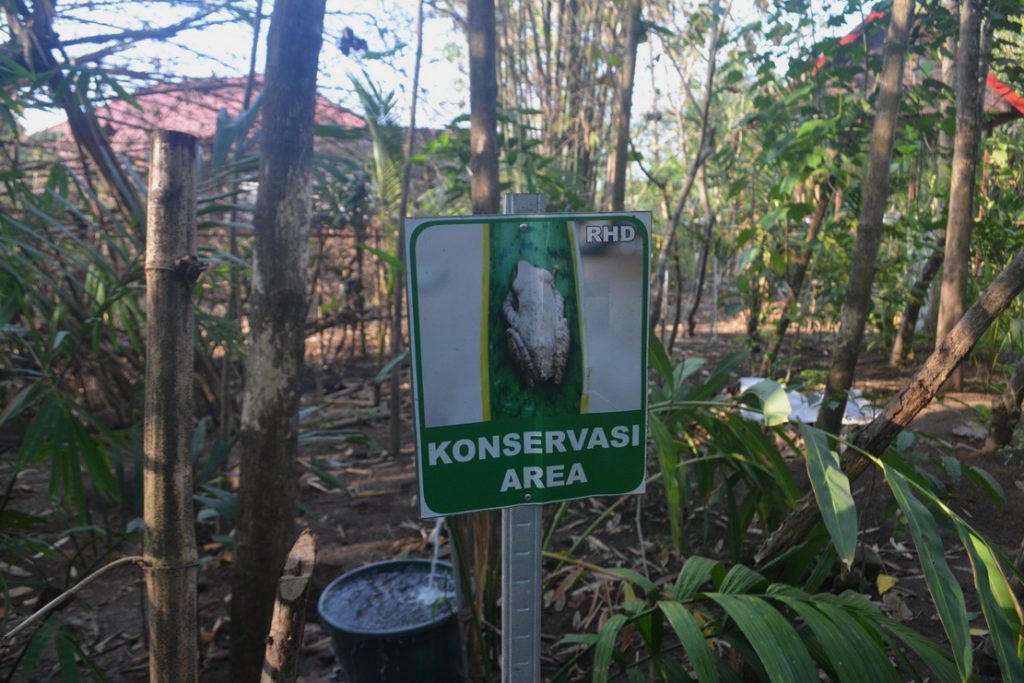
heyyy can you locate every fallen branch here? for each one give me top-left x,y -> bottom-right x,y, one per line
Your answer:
755,246 -> 1024,566
1,556 -> 147,644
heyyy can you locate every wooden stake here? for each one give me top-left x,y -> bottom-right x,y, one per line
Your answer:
261,530 -> 318,683
144,130 -> 201,683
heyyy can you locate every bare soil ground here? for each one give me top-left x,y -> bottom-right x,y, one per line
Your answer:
3,321 -> 1023,682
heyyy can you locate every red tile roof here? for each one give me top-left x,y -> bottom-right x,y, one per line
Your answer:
41,76 -> 365,161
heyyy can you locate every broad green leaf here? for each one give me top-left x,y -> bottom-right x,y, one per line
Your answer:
799,423 -> 856,567
604,567 -> 658,597
741,379 -> 791,426
592,614 -> 628,683
650,414 -> 684,550
956,524 -> 1024,681
648,335 -> 673,384
717,564 -> 767,594
55,631 -> 81,683
672,556 -> 720,601
706,593 -> 818,683
811,600 -> 902,683
884,466 -> 972,679
964,465 -> 1005,507
770,592 -> 898,683
659,601 -> 719,682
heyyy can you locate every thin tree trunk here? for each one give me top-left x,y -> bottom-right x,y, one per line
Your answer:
143,131 -> 200,683
221,0 -> 265,439
757,244 -> 1024,566
456,2 -> 502,679
984,359 -> 1024,451
468,0 -> 500,215
261,530 -> 317,683
230,1 -> 326,680
389,0 -> 426,460
935,0 -> 984,391
890,249 -> 943,366
606,0 -> 642,211
816,0 -> 916,435
686,166 -> 716,337
761,181 -> 834,375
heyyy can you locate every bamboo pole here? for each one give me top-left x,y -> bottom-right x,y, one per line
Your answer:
144,130 -> 201,683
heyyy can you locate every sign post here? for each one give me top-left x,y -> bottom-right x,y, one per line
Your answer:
405,197 -> 650,680
500,193 -> 547,683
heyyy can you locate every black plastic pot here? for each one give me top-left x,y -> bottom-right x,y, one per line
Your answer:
318,559 -> 463,683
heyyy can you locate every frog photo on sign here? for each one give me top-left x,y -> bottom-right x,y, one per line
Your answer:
502,260 -> 570,387
487,220 -> 583,419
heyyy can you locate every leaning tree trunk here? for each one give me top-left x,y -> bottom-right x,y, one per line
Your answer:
230,1 -> 326,680
816,0 -> 916,435
605,0 -> 643,211
757,245 -> 1024,565
935,0 -> 984,391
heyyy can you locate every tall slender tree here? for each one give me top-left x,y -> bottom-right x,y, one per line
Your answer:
935,0 -> 985,390
817,0 -> 916,436
229,0 -> 326,679
606,0 -> 643,211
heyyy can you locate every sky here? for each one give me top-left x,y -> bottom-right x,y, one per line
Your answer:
17,0 -> 865,136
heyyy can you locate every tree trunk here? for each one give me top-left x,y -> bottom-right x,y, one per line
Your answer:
935,0 -> 984,391
389,0 -> 426,461
6,3 -> 143,226
686,166 -> 716,338
143,131 -> 200,683
757,245 -> 1024,566
816,0 -> 916,435
455,3 -> 502,678
760,181 -> 834,375
890,249 -> 943,366
230,1 -> 326,680
468,0 -> 500,215
261,530 -> 317,683
984,359 -> 1024,451
606,0 -> 643,211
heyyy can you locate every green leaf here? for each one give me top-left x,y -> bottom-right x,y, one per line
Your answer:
769,589 -> 898,683
955,524 -> 1024,681
672,556 -> 720,601
706,593 -> 818,683
56,631 -> 81,682
964,464 -> 1005,507
659,601 -> 719,682
359,243 -> 405,272
604,567 -> 658,597
883,466 -> 972,679
812,600 -> 902,683
650,415 -> 684,550
592,614 -> 628,683
374,350 -> 410,383
741,380 -> 791,426
648,335 -> 674,384
717,564 -> 767,594
798,423 -> 856,567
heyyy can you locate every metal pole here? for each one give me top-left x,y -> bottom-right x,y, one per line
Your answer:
501,193 -> 546,683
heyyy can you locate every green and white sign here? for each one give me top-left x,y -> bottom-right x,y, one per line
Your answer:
405,213 -> 651,517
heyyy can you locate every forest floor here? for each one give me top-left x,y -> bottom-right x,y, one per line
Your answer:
4,318 -> 1023,682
